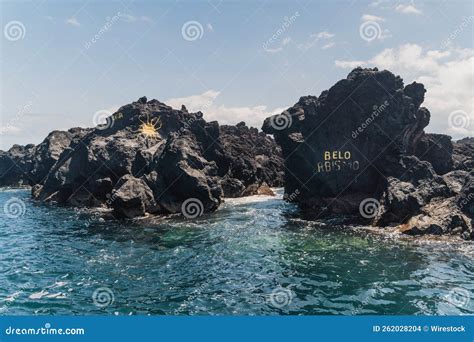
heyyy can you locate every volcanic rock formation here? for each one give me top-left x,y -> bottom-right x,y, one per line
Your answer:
263,67 -> 473,240
1,96 -> 283,218
0,128 -> 91,187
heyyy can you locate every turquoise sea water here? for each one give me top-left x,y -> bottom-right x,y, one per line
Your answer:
0,189 -> 473,315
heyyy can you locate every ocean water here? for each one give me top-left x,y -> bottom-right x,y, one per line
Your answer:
0,188 -> 473,315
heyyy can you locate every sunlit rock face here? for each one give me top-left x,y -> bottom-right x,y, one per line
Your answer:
263,68 -> 429,200
1,96 -> 284,219
263,67 -> 473,240
0,128 -> 91,187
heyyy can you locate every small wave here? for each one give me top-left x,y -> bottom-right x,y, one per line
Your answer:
4,291 -> 22,302
224,195 -> 279,205
28,289 -> 67,300
45,292 -> 67,299
353,225 -> 474,256
50,281 -> 68,288
29,290 -> 49,299
0,187 -> 30,192
224,188 -> 284,204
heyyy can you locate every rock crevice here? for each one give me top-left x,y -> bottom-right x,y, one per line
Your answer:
263,67 -> 473,240
1,97 -> 284,218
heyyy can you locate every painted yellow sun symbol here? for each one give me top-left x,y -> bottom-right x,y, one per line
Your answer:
137,113 -> 162,140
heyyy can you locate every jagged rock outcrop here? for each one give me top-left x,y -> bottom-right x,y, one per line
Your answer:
453,137 -> 474,171
263,67 -> 473,240
0,144 -> 36,186
148,130 -> 223,214
111,175 -> 160,218
207,122 -> 284,197
1,96 -> 283,218
457,171 -> 473,216
0,128 -> 90,187
414,133 -> 453,175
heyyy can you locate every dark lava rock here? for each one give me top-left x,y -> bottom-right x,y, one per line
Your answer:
453,137 -> 474,171
263,67 -> 473,240
2,97 -> 283,218
264,68 -> 430,199
457,171 -> 474,217
414,133 -> 453,175
399,197 -> 470,237
241,182 -> 275,196
149,131 -> 223,214
0,128 -> 90,187
111,175 -> 160,218
221,176 -> 246,198
207,122 -> 284,197
0,144 -> 36,186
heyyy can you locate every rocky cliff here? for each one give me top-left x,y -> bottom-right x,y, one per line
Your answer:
263,67 -> 473,240
0,128 -> 91,187
1,69 -> 472,240
1,96 -> 283,218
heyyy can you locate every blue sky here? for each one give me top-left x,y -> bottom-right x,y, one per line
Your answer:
1,0 -> 473,149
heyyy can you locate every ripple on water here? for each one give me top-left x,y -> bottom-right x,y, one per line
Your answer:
0,188 -> 473,315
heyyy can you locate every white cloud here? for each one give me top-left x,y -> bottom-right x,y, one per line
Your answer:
165,90 -> 285,129
0,126 -> 21,135
166,90 -> 219,111
427,50 -> 451,59
207,23 -> 213,31
322,42 -> 335,50
264,36 -> 291,53
66,17 -> 80,27
370,0 -> 389,7
361,14 -> 385,22
335,44 -> 474,137
396,4 -> 422,15
311,31 -> 335,39
360,15 -> 391,42
334,60 -> 366,69
298,31 -> 336,51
